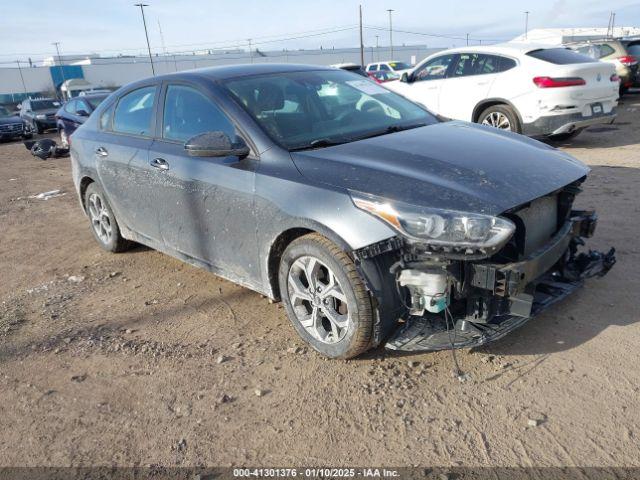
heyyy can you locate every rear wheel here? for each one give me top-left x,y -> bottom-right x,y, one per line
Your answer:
478,104 -> 521,133
84,183 -> 132,253
278,233 -> 373,359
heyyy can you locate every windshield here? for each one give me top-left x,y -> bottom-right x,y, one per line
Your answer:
388,62 -> 411,70
223,70 -> 437,150
31,100 -> 61,110
0,106 -> 10,117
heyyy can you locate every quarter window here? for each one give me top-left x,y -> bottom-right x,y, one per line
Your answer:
162,85 -> 235,142
64,100 -> 77,114
113,86 -> 156,136
100,103 -> 115,131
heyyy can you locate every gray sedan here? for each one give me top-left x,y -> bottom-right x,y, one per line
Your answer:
69,64 -> 614,358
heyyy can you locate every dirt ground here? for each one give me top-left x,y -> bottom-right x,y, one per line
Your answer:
1,95 -> 639,469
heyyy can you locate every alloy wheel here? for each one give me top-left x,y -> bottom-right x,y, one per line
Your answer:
87,193 -> 113,245
481,111 -> 512,131
287,255 -> 350,344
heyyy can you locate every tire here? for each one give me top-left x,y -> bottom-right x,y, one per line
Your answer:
59,128 -> 69,148
478,104 -> 522,134
84,183 -> 132,253
548,128 -> 584,142
32,120 -> 43,135
278,233 -> 373,359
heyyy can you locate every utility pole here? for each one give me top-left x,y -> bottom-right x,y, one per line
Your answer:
375,35 -> 380,61
134,3 -> 155,76
524,11 -> 530,39
387,9 -> 394,58
16,60 -> 28,95
51,42 -> 65,97
248,39 -> 253,63
611,12 -> 616,37
466,33 -> 469,46
359,5 -> 365,68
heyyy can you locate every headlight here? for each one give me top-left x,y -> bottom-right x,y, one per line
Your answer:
351,191 -> 515,253
36,114 -> 46,120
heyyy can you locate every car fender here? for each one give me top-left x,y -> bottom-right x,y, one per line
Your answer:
472,97 -> 524,124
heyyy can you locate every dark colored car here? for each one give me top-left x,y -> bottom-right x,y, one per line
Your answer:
19,98 -> 61,134
56,94 -> 109,147
0,105 -> 32,141
69,64 -> 614,359
621,38 -> 640,87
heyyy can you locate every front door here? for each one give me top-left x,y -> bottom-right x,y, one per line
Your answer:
149,83 -> 259,285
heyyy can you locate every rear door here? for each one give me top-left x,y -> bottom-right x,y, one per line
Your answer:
94,84 -> 162,243
148,82 -> 259,283
438,53 -> 502,121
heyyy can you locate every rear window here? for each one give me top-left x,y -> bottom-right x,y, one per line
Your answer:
527,48 -> 594,65
626,42 -> 640,56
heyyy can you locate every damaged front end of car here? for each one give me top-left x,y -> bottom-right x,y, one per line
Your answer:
351,181 -> 616,352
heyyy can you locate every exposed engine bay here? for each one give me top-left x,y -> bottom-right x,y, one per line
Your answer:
354,180 -> 616,351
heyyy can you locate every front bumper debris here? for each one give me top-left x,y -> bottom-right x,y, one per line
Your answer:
385,212 -> 615,352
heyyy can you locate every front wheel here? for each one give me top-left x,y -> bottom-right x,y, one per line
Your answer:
278,233 -> 373,359
478,105 -> 521,133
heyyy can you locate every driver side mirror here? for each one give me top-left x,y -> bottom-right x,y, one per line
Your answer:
400,72 -> 412,83
185,131 -> 250,158
76,109 -> 90,117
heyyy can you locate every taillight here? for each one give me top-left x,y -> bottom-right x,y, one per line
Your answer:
611,74 -> 620,82
533,76 -> 586,88
618,55 -> 638,66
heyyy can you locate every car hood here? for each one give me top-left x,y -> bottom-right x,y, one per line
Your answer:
290,121 -> 589,215
33,108 -> 59,116
0,115 -> 23,125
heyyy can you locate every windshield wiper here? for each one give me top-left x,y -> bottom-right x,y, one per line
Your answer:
350,122 -> 428,142
289,137 -> 347,151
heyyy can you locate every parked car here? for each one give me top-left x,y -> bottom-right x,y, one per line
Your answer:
387,44 -> 619,140
19,98 -> 61,134
368,70 -> 400,84
619,38 -> 640,87
56,93 -> 109,147
70,64 -> 614,359
366,61 -> 413,76
565,39 -> 638,94
330,63 -> 368,77
0,105 -> 32,141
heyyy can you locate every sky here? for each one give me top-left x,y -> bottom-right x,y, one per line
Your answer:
1,0 -> 639,64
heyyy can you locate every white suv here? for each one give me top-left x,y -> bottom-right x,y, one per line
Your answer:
366,61 -> 413,76
386,44 -> 619,139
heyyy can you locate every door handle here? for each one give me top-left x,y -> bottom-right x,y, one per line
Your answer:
95,146 -> 108,157
150,157 -> 170,171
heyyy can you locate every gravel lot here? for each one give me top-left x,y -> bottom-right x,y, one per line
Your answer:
1,93 -> 639,468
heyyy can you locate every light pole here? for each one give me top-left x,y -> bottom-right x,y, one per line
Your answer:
16,60 -> 28,95
524,11 -> 530,39
52,42 -> 65,97
248,38 -> 253,63
387,9 -> 394,58
375,35 -> 380,61
134,3 -> 155,75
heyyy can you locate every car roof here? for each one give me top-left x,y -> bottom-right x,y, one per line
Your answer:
430,42 -> 558,57
155,63 -> 334,83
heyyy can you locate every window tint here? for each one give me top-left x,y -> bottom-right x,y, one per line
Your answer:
499,56 -> 517,72
113,86 -> 156,136
599,44 -> 615,57
451,53 -> 501,77
626,42 -> 640,56
366,65 -> 377,72
388,62 -> 411,70
76,100 -> 90,114
413,55 -> 455,81
379,64 -> 390,71
162,85 -> 235,142
527,48 -> 594,64
64,100 -> 77,114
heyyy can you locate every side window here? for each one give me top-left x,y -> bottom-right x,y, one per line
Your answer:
76,100 -> 90,114
379,64 -> 390,71
366,65 -> 376,72
113,86 -> 156,136
64,100 -> 77,114
498,56 -> 517,72
100,103 -> 115,131
599,44 -> 615,58
162,85 -> 235,143
413,55 -> 455,81
452,53 -> 481,77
